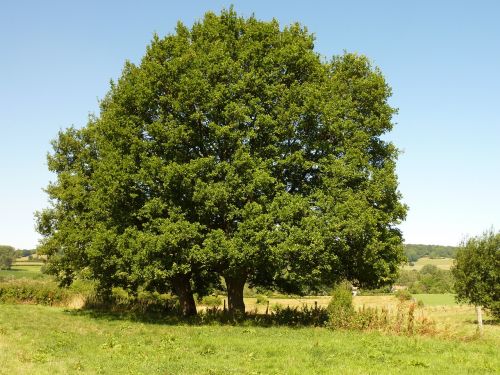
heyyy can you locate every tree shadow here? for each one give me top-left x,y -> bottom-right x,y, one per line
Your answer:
464,318 -> 499,326
63,305 -> 329,328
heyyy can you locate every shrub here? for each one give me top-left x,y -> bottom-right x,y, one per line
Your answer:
83,288 -> 178,314
327,282 -> 355,328
271,305 -> 329,326
0,279 -> 73,305
395,289 -> 412,302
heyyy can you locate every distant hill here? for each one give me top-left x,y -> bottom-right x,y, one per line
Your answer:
404,244 -> 458,262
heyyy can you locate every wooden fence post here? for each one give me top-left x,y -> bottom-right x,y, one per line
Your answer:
476,305 -> 483,336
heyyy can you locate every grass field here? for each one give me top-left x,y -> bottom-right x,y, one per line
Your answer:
412,294 -> 456,306
0,263 -> 499,373
404,257 -> 454,271
0,304 -> 498,375
0,264 -> 47,280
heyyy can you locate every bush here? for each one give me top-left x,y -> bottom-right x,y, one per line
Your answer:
271,305 -> 329,326
327,282 -> 355,328
84,289 -> 178,314
0,278 -> 178,314
394,289 -> 412,302
0,279 -> 74,305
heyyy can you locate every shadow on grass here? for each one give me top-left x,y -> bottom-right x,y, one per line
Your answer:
484,319 -> 500,325
464,318 -> 500,326
63,305 -> 330,328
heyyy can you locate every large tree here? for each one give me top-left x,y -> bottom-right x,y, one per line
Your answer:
37,8 -> 407,315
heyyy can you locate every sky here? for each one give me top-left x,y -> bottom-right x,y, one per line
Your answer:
0,0 -> 499,249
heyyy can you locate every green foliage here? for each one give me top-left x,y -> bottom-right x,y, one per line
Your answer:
36,8 -> 407,315
405,244 -> 458,262
271,304 -> 329,326
84,289 -> 179,314
0,279 -> 73,305
397,265 -> 454,293
452,230 -> 500,318
0,245 -> 16,270
0,276 -> 178,314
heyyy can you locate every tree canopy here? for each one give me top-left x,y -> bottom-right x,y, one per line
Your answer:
36,8 -> 407,315
452,230 -> 499,318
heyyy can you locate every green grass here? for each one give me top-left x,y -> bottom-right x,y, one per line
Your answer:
412,294 -> 457,306
0,304 -> 498,374
404,257 -> 454,271
0,264 -> 49,280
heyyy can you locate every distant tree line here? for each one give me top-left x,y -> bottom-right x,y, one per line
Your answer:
14,249 -> 37,258
404,244 -> 458,262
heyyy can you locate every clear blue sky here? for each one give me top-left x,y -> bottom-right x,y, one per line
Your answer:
1,1 -> 499,249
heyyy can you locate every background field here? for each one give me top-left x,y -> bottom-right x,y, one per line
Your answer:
0,263 -> 46,280
404,257 -> 454,271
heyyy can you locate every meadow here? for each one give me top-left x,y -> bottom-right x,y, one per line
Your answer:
1,260 -> 499,374
0,263 -> 46,280
0,304 -> 499,375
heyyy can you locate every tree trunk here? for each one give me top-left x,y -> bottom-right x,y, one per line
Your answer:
476,305 -> 483,336
171,275 -> 197,316
225,274 -> 247,314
